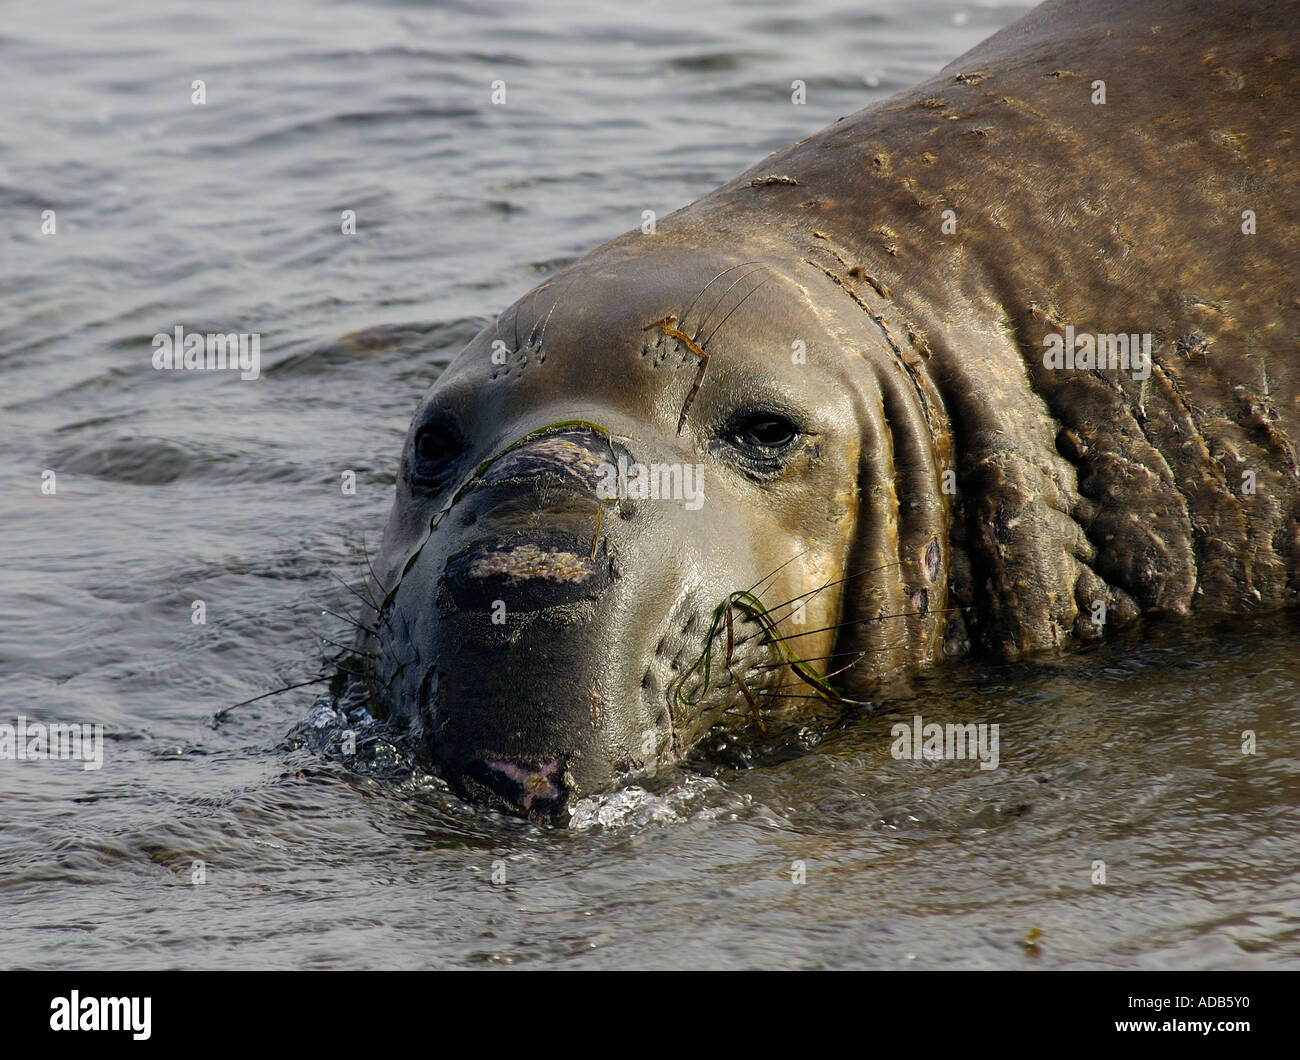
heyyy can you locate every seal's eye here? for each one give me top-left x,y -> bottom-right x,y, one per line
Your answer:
416,431 -> 447,461
719,408 -> 803,478
725,410 -> 799,452
410,420 -> 463,489
736,416 -> 797,449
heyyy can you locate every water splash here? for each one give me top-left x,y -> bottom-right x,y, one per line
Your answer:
568,775 -> 734,830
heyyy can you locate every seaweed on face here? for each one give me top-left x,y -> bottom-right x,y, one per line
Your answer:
675,589 -> 843,731
643,315 -> 710,436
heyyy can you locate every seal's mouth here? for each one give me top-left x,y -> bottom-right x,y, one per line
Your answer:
460,757 -> 570,820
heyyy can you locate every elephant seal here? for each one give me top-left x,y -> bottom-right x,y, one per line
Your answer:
336,0 -> 1299,819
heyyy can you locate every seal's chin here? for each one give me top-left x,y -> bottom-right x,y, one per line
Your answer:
418,600 -> 785,822
414,642 -> 638,822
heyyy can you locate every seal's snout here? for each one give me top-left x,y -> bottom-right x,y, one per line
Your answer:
383,420 -> 707,820
414,428 -> 655,820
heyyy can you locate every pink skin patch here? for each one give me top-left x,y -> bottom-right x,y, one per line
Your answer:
486,757 -> 562,811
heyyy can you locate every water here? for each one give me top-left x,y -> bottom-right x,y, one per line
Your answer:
2,0 -> 1297,969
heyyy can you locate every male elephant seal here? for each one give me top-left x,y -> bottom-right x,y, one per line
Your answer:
336,0 -> 1298,819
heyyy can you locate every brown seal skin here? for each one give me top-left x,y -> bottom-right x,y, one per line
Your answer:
338,0 -> 1299,819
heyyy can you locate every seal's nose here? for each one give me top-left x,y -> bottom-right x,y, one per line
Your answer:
442,532 -> 613,615
477,425 -> 619,495
441,425 -> 623,615
413,423 -> 669,819
460,757 -> 570,819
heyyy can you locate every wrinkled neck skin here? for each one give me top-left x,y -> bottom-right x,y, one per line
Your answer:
688,0 -> 1300,655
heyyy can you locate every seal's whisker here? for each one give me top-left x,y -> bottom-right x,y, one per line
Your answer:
725,561 -> 911,657
676,261 -> 761,336
319,634 -> 377,660
744,543 -> 817,597
534,273 -> 576,350
328,570 -> 391,629
753,675 -> 874,702
643,317 -> 713,436
358,534 -> 385,603
752,644 -> 901,669
690,264 -> 769,343
822,647 -> 897,680
645,267 -> 775,434
307,613 -> 377,660
670,272 -> 772,433
753,690 -> 873,706
213,675 -> 333,722
340,552 -> 384,612
520,277 -> 556,348
751,638 -> 910,688
759,605 -> 966,644
758,560 -> 908,621
677,590 -> 843,713
369,656 -> 409,695
491,303 -> 511,356
700,273 -> 773,350
753,683 -> 817,697
319,606 -> 377,637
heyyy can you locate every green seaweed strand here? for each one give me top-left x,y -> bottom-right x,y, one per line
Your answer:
675,589 -> 842,710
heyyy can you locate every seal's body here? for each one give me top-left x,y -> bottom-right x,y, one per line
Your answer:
344,0 -> 1298,818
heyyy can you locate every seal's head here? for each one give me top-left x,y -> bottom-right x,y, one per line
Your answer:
349,239 -> 950,819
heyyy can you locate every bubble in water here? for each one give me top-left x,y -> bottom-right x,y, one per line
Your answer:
568,776 -> 729,830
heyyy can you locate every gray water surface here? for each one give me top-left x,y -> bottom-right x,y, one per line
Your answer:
2,0 -> 1297,969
